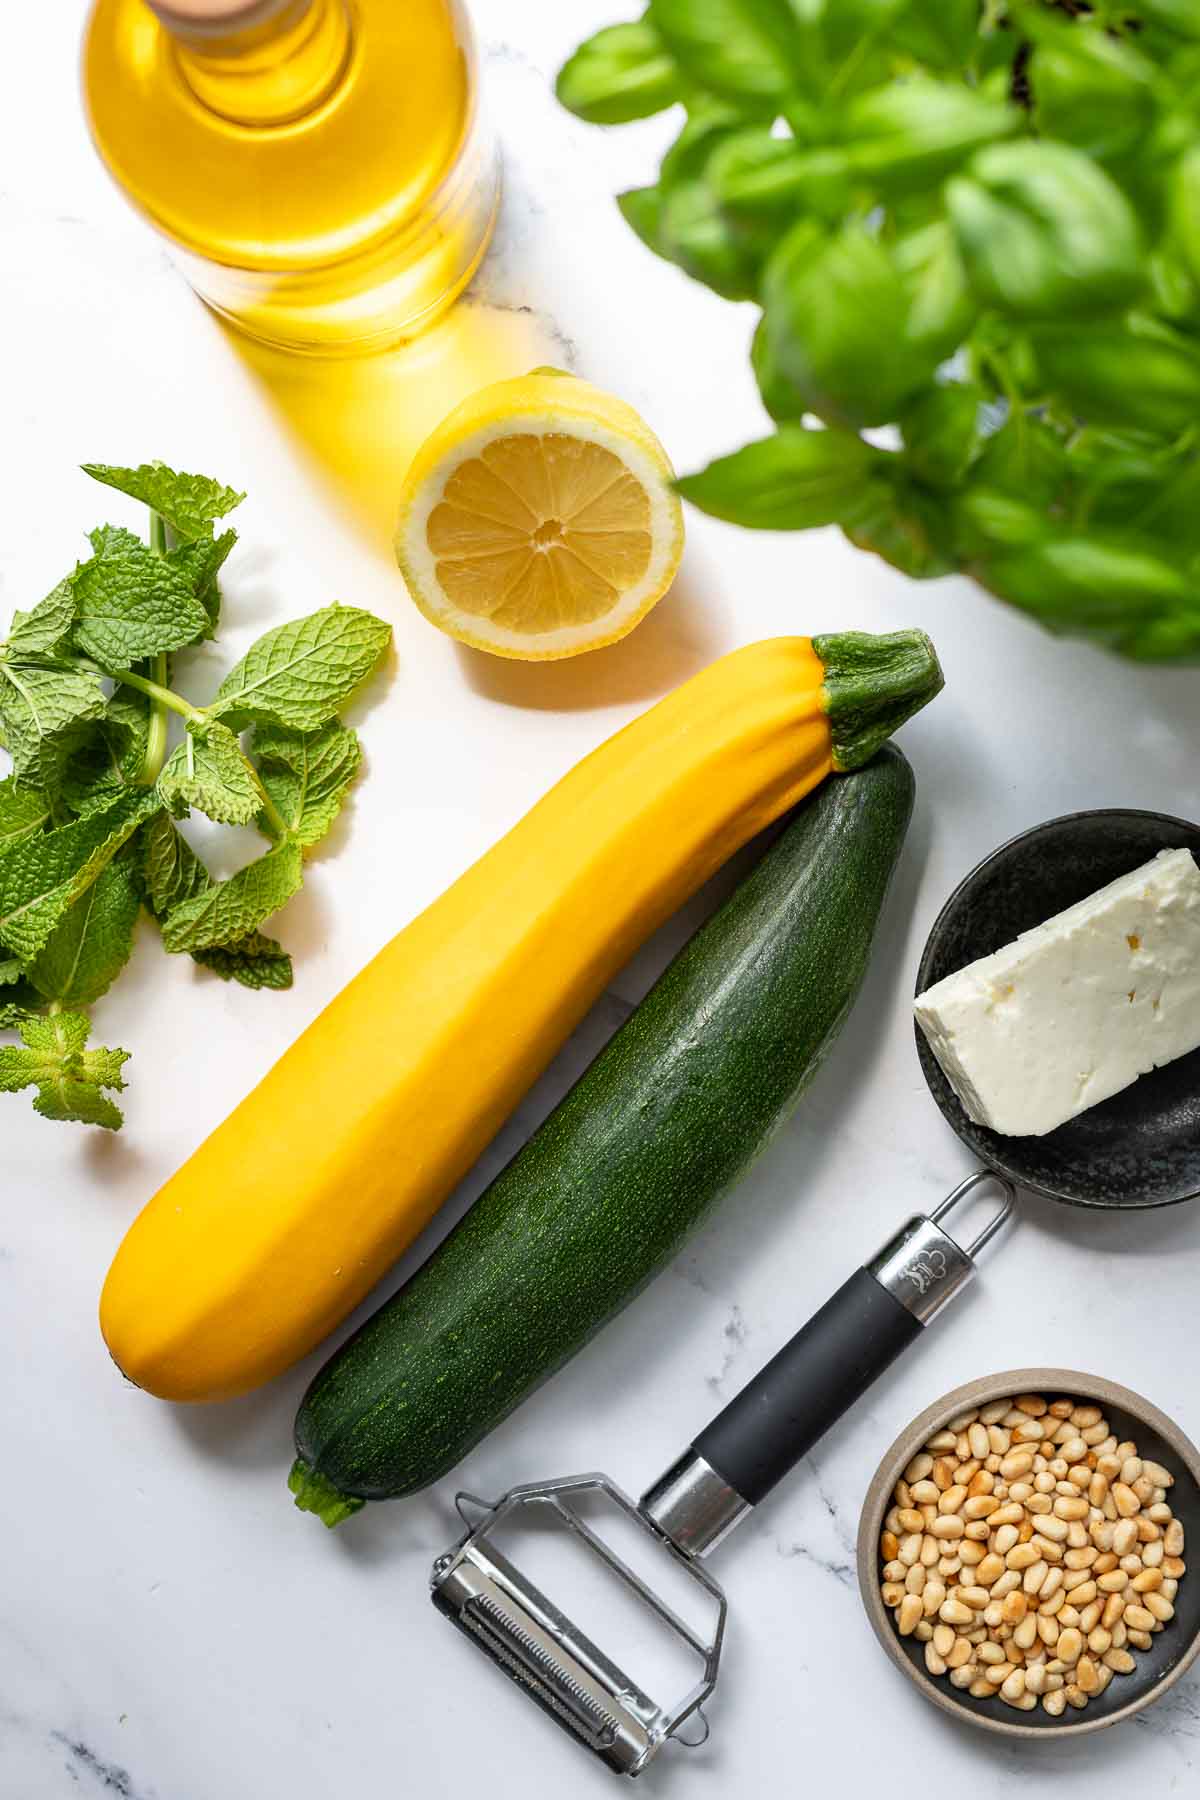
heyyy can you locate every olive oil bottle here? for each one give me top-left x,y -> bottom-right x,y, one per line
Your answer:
84,0 -> 499,354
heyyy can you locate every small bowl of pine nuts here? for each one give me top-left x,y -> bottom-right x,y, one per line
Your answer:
857,1369 -> 1200,1737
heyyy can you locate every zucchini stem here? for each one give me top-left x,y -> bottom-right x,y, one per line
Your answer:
288,1458 -> 365,1528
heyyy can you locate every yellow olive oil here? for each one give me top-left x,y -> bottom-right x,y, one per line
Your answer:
83,0 -> 499,354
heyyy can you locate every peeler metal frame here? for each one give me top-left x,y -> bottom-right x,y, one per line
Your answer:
431,1174 -> 1014,1777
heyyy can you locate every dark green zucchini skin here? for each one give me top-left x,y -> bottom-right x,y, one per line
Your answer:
291,746 -> 914,1518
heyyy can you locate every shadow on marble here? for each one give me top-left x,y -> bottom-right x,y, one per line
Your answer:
225,301 -> 561,562
452,563 -> 725,711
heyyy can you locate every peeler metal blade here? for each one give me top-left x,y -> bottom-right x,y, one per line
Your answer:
430,1477 -> 724,1778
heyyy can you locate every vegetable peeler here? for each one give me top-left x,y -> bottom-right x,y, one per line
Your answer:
429,1172 -> 1014,1775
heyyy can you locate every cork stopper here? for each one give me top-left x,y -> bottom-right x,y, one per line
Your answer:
148,0 -> 293,33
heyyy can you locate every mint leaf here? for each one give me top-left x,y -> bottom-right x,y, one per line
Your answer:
72,527 -> 209,669
142,811 -> 209,915
140,814 -> 293,989
193,934 -> 293,990
0,958 -> 25,985
0,661 -> 107,782
81,462 -> 245,542
0,1011 -> 129,1129
253,718 -> 363,849
167,528 -> 236,634
0,1001 -> 34,1029
160,841 -> 303,953
0,789 -> 157,962
0,778 -> 51,850
157,718 -> 261,826
6,579 -> 78,658
210,605 -> 391,730
28,850 -> 142,1008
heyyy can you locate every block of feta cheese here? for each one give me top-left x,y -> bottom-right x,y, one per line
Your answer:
915,848 -> 1200,1137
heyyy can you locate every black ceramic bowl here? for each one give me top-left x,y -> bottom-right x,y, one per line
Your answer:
915,809 -> 1200,1210
859,1370 -> 1200,1738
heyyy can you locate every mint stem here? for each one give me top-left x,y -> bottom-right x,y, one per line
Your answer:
136,512 -> 172,787
112,665 -> 205,725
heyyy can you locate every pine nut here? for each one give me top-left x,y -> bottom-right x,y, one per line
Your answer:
1001,1668 -> 1026,1702
962,1422 -> 987,1461
1023,1560 -> 1050,1597
922,1579 -> 946,1617
1076,1657 -> 1099,1694
1101,1595 -> 1125,1633
884,1395 -> 1187,1717
940,1598 -> 974,1627
898,1594 -> 923,1635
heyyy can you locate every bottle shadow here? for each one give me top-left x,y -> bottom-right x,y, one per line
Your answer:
225,301 -> 565,563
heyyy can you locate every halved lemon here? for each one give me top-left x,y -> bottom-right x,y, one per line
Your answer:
394,369 -> 685,659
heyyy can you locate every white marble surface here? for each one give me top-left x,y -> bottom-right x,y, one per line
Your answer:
4,5 -> 1200,1797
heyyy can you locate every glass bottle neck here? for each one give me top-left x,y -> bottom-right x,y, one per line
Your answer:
163,0 -> 353,127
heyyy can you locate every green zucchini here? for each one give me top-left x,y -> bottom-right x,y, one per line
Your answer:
290,746 -> 915,1525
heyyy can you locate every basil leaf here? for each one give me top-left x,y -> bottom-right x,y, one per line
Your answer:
947,141 -> 1145,321
1032,317 -> 1200,435
676,426 -> 880,528
900,384 -> 983,490
763,221 -> 943,428
648,0 -> 797,103
556,20 -> 684,124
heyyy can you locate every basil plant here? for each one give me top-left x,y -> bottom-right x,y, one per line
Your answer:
558,0 -> 1200,662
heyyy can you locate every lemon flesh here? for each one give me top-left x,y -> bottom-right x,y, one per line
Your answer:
395,372 -> 684,659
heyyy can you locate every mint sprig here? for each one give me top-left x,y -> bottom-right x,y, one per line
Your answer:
0,461 -> 391,1128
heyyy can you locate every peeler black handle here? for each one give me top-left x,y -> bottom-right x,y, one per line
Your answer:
695,1265 -> 920,1504
640,1172 -> 1014,1557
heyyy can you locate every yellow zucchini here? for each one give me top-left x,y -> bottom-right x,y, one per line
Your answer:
100,631 -> 940,1401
